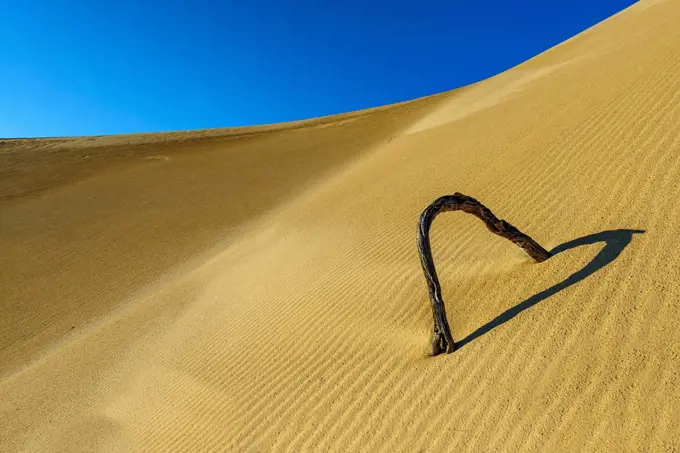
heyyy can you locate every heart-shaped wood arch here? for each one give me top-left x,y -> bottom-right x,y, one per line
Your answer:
417,193 -> 551,356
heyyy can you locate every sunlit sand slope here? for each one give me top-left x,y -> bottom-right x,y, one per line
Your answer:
1,0 -> 679,451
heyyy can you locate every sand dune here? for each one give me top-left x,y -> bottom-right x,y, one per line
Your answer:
1,0 -> 680,451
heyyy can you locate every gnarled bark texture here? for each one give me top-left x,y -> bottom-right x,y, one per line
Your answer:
417,193 -> 551,356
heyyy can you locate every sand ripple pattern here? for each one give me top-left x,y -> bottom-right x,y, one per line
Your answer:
1,0 -> 679,451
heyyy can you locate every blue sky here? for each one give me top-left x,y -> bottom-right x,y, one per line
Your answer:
1,0 -> 636,138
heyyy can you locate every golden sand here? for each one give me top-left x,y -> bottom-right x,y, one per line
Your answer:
1,1 -> 679,451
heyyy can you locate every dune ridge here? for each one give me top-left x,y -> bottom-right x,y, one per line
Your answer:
2,0 -> 680,451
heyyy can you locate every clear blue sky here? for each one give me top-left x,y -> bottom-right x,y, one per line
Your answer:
1,0 -> 636,138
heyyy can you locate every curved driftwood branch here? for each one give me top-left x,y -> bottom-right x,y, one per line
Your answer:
417,192 -> 551,356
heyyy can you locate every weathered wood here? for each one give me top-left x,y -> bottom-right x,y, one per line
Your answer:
417,193 -> 551,356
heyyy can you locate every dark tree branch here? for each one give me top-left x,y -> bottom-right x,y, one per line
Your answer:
417,193 -> 551,356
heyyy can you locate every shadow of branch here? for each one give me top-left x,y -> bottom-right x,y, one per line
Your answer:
456,229 -> 645,349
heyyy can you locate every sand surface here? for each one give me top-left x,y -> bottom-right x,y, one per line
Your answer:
1,1 -> 679,451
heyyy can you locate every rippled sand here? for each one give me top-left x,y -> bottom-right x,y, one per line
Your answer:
2,1 -> 679,451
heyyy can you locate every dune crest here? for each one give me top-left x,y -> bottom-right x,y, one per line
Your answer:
2,0 -> 680,451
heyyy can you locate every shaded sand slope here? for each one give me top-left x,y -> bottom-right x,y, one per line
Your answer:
1,0 -> 680,451
0,94 -> 449,373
